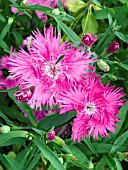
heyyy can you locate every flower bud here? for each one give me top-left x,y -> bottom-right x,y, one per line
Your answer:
54,136 -> 66,146
7,151 -> 16,159
8,17 -> 14,24
52,8 -> 60,15
0,125 -> 10,133
47,130 -> 56,142
64,154 -> 77,162
107,74 -> 117,81
88,162 -> 94,169
97,59 -> 110,72
14,89 -> 32,102
82,33 -> 97,47
107,41 -> 120,54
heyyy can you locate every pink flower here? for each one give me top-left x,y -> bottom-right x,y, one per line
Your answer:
14,89 -> 32,102
82,33 -> 97,47
47,130 -> 56,142
107,41 -> 120,54
34,110 -> 47,122
0,47 -> 16,70
57,73 -> 125,142
8,25 -> 95,109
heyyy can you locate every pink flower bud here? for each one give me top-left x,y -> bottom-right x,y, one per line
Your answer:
14,89 -> 32,102
82,33 -> 97,47
107,41 -> 120,53
47,130 -> 56,142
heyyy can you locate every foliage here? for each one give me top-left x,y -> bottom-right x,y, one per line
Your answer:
0,0 -> 128,169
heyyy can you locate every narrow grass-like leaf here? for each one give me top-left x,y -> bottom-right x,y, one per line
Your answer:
26,153 -> 40,170
114,31 -> 128,43
111,130 -> 128,152
69,145 -> 89,163
84,138 -> 98,156
37,111 -> 76,130
0,153 -> 10,170
34,140 -> 65,170
114,158 -> 123,170
0,13 -> 6,22
55,18 -> 81,44
117,62 -> 128,71
4,155 -> 23,170
0,110 -> 14,126
0,131 -> 28,146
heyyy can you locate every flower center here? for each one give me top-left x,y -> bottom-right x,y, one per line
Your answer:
84,102 -> 96,115
44,63 -> 62,80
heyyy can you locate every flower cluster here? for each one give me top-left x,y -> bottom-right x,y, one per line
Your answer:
7,25 -> 125,142
8,25 -> 95,109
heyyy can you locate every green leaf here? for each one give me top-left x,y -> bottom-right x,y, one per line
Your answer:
0,13 -> 6,22
12,31 -> 23,46
55,18 -> 81,44
0,131 -> 28,146
4,155 -> 23,170
0,110 -> 14,126
103,100 -> 128,143
37,111 -> 76,130
7,87 -> 37,126
69,145 -> 89,163
114,31 -> 128,43
0,17 -> 14,39
90,0 -> 102,7
111,130 -> 128,152
93,10 -> 108,20
117,62 -> 128,71
75,143 -> 126,156
26,154 -> 40,170
34,140 -> 65,170
82,11 -> 98,34
114,158 -> 123,170
0,105 -> 30,124
84,138 -> 98,156
0,153 -> 10,170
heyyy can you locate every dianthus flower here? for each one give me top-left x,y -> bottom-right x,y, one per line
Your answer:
8,25 -> 95,109
57,73 -> 125,142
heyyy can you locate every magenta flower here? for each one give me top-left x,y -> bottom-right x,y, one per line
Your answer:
34,110 -> 47,122
47,130 -> 56,142
107,41 -> 120,54
57,73 -> 125,142
14,89 -> 32,102
8,25 -> 95,109
82,33 -> 97,47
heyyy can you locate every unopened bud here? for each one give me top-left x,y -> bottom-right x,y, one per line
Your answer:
8,17 -> 14,24
0,125 -> 10,133
82,33 -> 97,47
14,89 -> 32,102
64,154 -> 77,162
107,41 -> 120,54
97,59 -> 110,72
52,8 -> 60,15
22,0 -> 27,5
54,136 -> 66,146
107,74 -> 117,81
88,162 -> 94,169
47,130 -> 56,142
7,151 -> 16,159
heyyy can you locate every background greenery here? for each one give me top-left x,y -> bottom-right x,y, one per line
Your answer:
0,0 -> 128,169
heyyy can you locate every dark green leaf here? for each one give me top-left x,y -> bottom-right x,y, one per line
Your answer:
37,111 -> 76,130
55,18 -> 81,44
34,140 -> 65,170
114,31 -> 128,43
84,138 -> 98,156
111,130 -> 128,152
